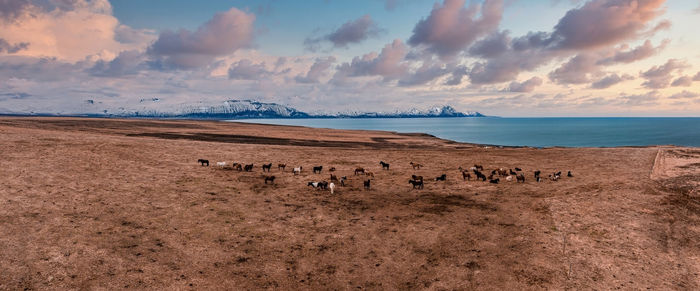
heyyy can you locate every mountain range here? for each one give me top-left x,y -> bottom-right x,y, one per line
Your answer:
3,99 -> 485,119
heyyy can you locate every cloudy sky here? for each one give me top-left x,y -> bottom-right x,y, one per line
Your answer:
0,0 -> 699,116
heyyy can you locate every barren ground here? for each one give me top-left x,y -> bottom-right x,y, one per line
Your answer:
0,117 -> 698,290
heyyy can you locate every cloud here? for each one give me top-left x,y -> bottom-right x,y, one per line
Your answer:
640,59 -> 689,89
549,53 -> 600,84
227,59 -> 271,80
148,8 -> 255,69
89,49 -> 145,77
617,91 -> 659,106
694,72 -> 700,81
398,60 -> 451,86
408,0 -> 503,58
305,15 -> 382,51
0,0 -> 153,62
0,0 -> 31,22
468,30 -> 510,58
0,55 -> 86,81
333,39 -> 408,82
596,39 -> 668,65
668,90 -> 699,99
671,75 -> 693,87
0,38 -> 28,53
295,56 -> 336,83
590,73 -> 633,89
549,0 -> 667,50
506,76 -> 543,92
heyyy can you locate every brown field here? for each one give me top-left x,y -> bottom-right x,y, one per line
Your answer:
0,117 -> 698,290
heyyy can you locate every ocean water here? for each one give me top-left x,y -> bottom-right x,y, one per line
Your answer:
231,117 -> 700,148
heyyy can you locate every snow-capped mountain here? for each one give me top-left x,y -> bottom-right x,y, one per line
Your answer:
177,100 -> 310,118
4,99 -> 484,119
323,105 -> 483,118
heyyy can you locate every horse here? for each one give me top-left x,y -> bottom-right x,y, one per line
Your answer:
244,164 -> 254,172
354,167 -> 365,175
318,181 -> 329,190
506,175 -> 513,182
365,171 -> 374,177
308,181 -> 319,188
567,171 -> 573,177
509,169 -> 517,176
435,174 -> 446,181
515,167 -> 522,171
330,174 -> 339,182
363,179 -> 371,190
264,176 -> 275,184
278,163 -> 286,170
462,171 -> 471,181
293,167 -> 302,175
233,163 -> 242,171
313,166 -> 323,174
340,176 -> 347,187
409,179 -> 424,189
216,161 -> 227,168
329,167 -> 336,172
534,170 -> 541,179
516,174 -> 525,183
198,159 -> 209,166
329,182 -> 336,194
411,175 -> 423,181
379,161 -> 390,170
474,164 -> 484,171
489,178 -> 500,184
262,163 -> 272,172
473,170 -> 487,181
410,162 -> 422,169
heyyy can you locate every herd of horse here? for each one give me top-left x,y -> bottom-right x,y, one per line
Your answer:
197,159 -> 573,193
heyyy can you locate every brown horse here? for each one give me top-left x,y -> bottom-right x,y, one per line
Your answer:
410,162 -> 422,169
354,167 -> 365,175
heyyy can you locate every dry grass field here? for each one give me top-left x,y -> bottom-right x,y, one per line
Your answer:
0,117 -> 698,290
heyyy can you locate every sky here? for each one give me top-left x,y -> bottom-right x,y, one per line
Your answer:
0,0 -> 699,117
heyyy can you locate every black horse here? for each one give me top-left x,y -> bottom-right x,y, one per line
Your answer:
262,163 -> 272,172
489,178 -> 500,184
379,161 -> 390,170
198,159 -> 209,166
473,170 -> 487,181
409,179 -> 424,189
534,170 -> 541,179
363,179 -> 371,190
435,174 -> 446,181
264,176 -> 275,184
313,166 -> 323,174
244,164 -> 254,172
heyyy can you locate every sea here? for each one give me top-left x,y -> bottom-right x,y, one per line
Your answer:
231,117 -> 700,148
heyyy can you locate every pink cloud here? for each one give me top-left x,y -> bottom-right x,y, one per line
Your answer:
550,0 -> 667,49
597,39 -> 668,65
295,56 -> 336,83
333,39 -> 408,82
640,59 -> 688,89
408,0 -> 503,58
506,76 -> 543,92
590,73 -> 634,89
148,8 -> 255,69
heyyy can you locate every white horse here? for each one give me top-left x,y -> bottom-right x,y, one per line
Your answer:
216,161 -> 227,168
293,167 -> 302,175
329,182 -> 336,194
